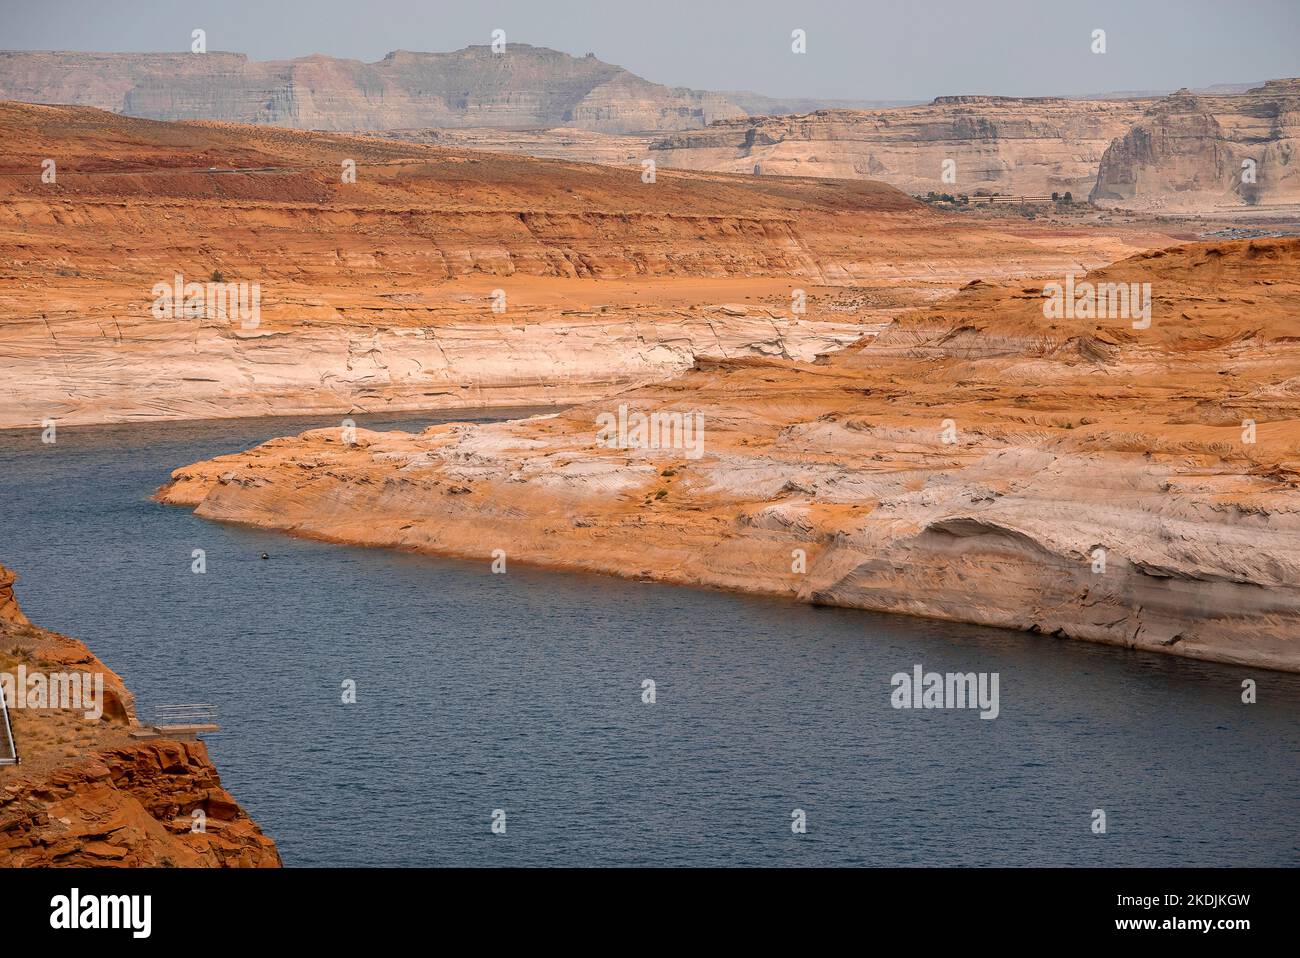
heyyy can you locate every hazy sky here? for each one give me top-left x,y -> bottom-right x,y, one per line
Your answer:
2,0 -> 1297,101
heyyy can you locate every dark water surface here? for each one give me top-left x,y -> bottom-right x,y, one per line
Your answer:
1,411 -> 1296,866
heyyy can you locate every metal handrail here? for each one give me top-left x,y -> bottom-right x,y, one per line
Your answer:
0,682 -> 18,765
153,704 -> 219,725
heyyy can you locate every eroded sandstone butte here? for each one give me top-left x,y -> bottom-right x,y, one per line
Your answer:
0,101 -> 1176,428
1091,80 -> 1300,211
653,83 -> 1300,213
159,238 -> 1300,672
0,563 -> 280,867
651,95 -> 1152,197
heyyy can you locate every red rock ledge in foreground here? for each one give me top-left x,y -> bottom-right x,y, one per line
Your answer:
0,562 -> 280,867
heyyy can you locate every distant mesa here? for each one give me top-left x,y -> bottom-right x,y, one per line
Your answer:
0,44 -> 888,134
0,46 -> 1294,213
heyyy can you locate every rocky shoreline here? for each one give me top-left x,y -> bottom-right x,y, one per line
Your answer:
0,564 -> 280,867
157,238 -> 1300,673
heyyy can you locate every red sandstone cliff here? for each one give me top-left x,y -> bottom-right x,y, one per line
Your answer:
0,101 -> 1175,428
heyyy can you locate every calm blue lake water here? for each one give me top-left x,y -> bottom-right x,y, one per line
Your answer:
1,411 -> 1296,867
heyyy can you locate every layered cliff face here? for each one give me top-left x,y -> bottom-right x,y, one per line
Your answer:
0,45 -> 756,133
159,238 -> 1300,672
1091,80 -> 1300,211
651,96 -> 1151,197
0,102 -> 1176,428
653,83 -> 1300,214
0,563 -> 280,867
4,45 -> 1292,214
0,45 -> 905,134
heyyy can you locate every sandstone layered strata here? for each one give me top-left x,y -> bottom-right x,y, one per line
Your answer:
0,45 -> 874,134
650,96 -> 1153,197
0,563 -> 281,867
1091,80 -> 1300,211
5,46 -> 1292,217
160,239 -> 1300,672
652,83 -> 1300,215
0,102 -> 1178,428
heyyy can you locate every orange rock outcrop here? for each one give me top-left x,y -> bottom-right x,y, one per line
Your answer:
0,565 -> 29,628
159,238 -> 1300,672
0,563 -> 281,867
